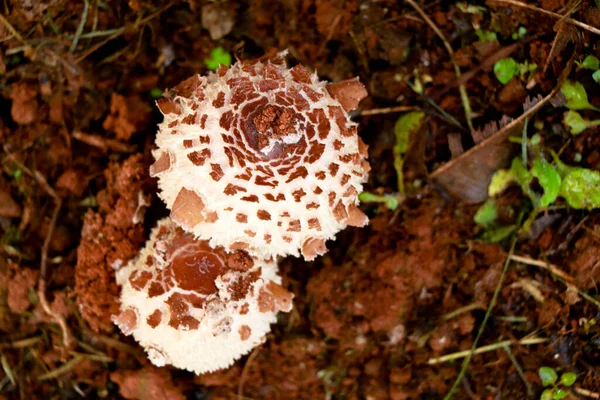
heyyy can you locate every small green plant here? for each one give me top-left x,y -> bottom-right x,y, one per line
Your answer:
490,146 -> 600,211
204,47 -> 232,71
149,87 -> 163,99
358,192 -> 400,211
563,110 -> 600,135
512,26 -> 527,40
393,111 -> 425,195
475,29 -> 497,43
494,57 -> 518,84
561,80 -> 600,111
576,55 -> 600,83
539,366 -> 576,400
577,55 -> 600,71
493,57 -> 537,84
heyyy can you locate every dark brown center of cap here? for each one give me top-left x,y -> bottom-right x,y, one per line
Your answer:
252,105 -> 297,151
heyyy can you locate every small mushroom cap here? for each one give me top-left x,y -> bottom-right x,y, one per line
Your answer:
113,217 -> 292,374
151,52 -> 369,260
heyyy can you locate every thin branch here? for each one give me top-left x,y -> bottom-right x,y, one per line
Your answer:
443,233 -> 519,399
491,0 -> 600,36
0,13 -> 25,43
503,343 -> 533,396
238,346 -> 261,400
37,196 -> 72,349
510,254 -> 600,310
359,105 -> 419,116
574,388 -> 600,399
509,254 -> 574,283
404,0 -> 474,133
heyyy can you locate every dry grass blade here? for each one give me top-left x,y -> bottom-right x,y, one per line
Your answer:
0,353 -> 16,387
427,337 -> 547,365
404,0 -> 474,133
37,355 -> 84,381
430,86 -> 559,203
0,336 -> 42,350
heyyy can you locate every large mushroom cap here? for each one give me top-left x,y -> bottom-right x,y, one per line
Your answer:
151,52 -> 370,260
113,218 -> 293,374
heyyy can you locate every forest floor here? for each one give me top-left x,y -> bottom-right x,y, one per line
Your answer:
1,0 -> 600,399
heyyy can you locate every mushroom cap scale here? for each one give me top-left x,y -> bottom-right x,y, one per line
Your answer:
151,53 -> 369,260
113,217 -> 292,374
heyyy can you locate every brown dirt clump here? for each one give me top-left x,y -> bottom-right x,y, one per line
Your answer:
196,337 -> 327,399
74,155 -> 150,332
111,367 -> 185,400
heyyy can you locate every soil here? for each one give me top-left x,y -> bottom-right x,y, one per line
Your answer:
1,1 -> 600,399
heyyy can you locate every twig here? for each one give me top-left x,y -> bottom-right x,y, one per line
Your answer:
443,233 -> 519,399
31,171 -> 72,350
72,130 -> 135,153
0,13 -> 25,43
70,0 -> 90,53
509,254 -> 574,282
0,336 -> 42,350
359,105 -> 419,116
510,254 -> 600,309
441,302 -> 485,321
37,355 -> 84,381
404,0 -> 474,133
38,196 -> 72,349
428,337 -> 547,365
503,343 -> 533,396
238,346 -> 261,400
491,0 -> 600,36
575,388 -> 600,399
318,14 -> 341,56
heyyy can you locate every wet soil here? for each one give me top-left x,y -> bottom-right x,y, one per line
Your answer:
1,0 -> 600,399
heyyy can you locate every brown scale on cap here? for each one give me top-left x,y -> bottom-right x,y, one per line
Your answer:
152,51 -> 370,260
115,218 -> 265,332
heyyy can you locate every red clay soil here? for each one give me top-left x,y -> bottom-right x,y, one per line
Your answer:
74,155 -> 151,333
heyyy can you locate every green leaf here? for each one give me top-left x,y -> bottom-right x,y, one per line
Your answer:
358,192 -> 399,211
476,29 -> 497,42
553,389 -> 568,400
204,47 -> 232,71
531,158 -> 561,207
494,58 -> 518,84
593,70 -> 600,84
393,111 -> 425,195
489,169 -> 516,197
539,366 -> 558,386
580,55 -> 600,71
488,158 -> 532,197
560,168 -> 600,209
564,110 -> 590,134
150,87 -> 163,99
561,80 -> 600,111
541,388 -> 554,400
481,224 -> 517,243
474,199 -> 498,227
560,372 -> 577,387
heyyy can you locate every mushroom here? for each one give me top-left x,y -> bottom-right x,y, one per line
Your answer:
150,51 -> 370,260
113,217 -> 293,374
